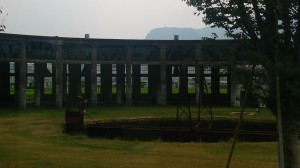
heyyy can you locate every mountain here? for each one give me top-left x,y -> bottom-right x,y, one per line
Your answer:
145,27 -> 230,40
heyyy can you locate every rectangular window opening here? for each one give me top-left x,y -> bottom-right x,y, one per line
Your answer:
26,76 -> 35,102
44,77 -> 52,94
10,76 -> 15,95
188,77 -> 195,94
204,66 -> 211,75
220,76 -> 228,94
172,77 -> 180,94
66,76 -> 69,94
81,77 -> 85,94
27,63 -> 35,74
97,64 -> 101,74
112,64 -> 117,75
140,77 -> 148,94
204,77 -> 211,94
81,64 -> 85,73
47,63 -> 52,74
27,76 -> 34,88
97,77 -> 101,94
140,64 -> 148,74
10,62 -> 15,73
187,66 -> 195,75
112,77 -> 117,94
66,64 -> 69,74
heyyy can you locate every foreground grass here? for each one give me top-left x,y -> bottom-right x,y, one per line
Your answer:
0,106 -> 279,168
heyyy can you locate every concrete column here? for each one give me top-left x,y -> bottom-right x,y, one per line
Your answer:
166,65 -> 173,100
211,67 -> 220,104
117,64 -> 125,104
101,64 -> 112,102
126,47 -> 132,105
132,65 -> 140,101
199,65 -> 205,105
83,64 -> 91,101
231,80 -> 241,107
90,46 -> 97,107
19,43 -> 27,109
195,64 -> 200,105
34,63 -> 42,107
63,64 -> 67,102
179,65 -> 188,100
148,65 -> 160,104
0,63 -> 10,103
54,42 -> 63,108
160,45 -> 167,105
194,45 -> 201,105
69,64 -> 82,97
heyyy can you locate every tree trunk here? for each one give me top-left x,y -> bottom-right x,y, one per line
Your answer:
268,76 -> 300,168
282,117 -> 300,168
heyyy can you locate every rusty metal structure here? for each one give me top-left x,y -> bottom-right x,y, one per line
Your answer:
0,33 -> 249,109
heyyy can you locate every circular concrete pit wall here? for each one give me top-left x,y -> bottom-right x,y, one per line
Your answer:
85,118 -> 277,142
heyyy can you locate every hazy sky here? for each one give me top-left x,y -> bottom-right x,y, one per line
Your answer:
0,0 -> 205,39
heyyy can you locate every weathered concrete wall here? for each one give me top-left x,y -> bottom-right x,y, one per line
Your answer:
0,33 -> 247,109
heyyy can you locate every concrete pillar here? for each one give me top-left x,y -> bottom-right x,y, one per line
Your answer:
101,64 -> 112,102
199,65 -> 205,105
63,64 -> 68,102
34,63 -> 42,107
160,45 -> 167,105
69,64 -> 82,97
231,81 -> 241,107
83,64 -> 91,101
194,45 -> 201,105
0,62 -> 10,103
126,47 -> 132,105
211,67 -> 220,104
15,63 -> 20,104
166,65 -> 173,100
54,42 -> 63,108
148,65 -> 160,104
179,65 -> 188,100
90,47 -> 97,107
19,43 -> 27,109
117,64 -> 125,104
132,65 -> 140,101
195,64 -> 200,105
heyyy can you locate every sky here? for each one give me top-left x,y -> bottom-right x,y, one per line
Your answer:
0,0 -> 206,39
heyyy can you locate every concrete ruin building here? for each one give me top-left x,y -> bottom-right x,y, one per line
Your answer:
0,33 -> 250,109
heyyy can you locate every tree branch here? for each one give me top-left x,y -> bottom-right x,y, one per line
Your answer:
281,0 -> 293,52
296,2 -> 300,63
236,0 -> 259,42
252,0 -> 264,34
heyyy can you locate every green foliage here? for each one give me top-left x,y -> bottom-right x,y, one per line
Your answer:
183,0 -> 300,110
182,1 -> 300,167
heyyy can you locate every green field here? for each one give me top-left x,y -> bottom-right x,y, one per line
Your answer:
0,106 -> 283,168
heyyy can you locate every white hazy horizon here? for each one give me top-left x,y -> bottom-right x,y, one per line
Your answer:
0,0 -> 206,39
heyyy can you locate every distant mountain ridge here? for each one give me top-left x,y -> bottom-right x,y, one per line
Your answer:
145,27 -> 230,40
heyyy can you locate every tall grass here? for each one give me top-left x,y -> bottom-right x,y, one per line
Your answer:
0,106 -> 280,168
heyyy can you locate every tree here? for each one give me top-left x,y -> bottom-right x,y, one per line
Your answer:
182,0 -> 300,167
0,7 -> 7,32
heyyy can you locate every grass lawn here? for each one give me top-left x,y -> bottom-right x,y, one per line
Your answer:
0,106 -> 282,168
